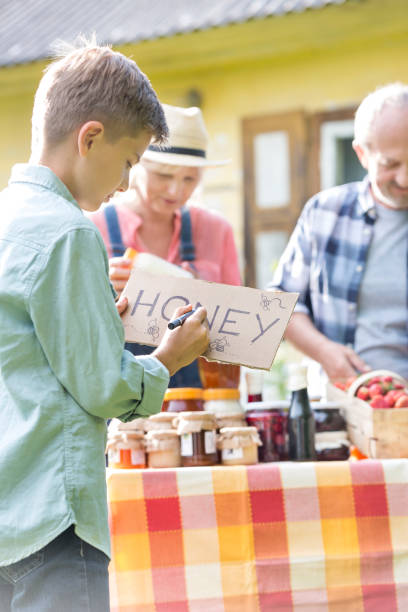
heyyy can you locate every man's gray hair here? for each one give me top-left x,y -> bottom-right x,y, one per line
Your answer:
354,82 -> 408,146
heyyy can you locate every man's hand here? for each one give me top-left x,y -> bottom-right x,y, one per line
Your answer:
317,339 -> 370,382
109,256 -> 132,295
285,312 -> 370,382
153,305 -> 209,376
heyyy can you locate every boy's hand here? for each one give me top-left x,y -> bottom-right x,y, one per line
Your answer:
115,295 -> 128,316
109,256 -> 132,295
153,305 -> 209,376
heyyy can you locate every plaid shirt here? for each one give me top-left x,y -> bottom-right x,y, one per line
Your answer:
270,177 -> 382,346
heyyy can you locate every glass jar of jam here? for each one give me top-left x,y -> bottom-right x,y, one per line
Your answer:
107,418 -> 146,469
145,430 -> 181,468
313,402 -> 347,432
144,411 -> 176,431
107,432 -> 146,469
198,357 -> 240,389
245,401 -> 289,462
173,411 -> 218,467
245,369 -> 264,403
203,388 -> 244,416
315,431 -> 350,461
218,426 -> 262,466
162,388 -> 204,413
312,401 -> 349,461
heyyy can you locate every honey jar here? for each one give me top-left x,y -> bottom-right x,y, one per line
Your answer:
203,388 -> 244,416
198,357 -> 240,389
173,411 -> 218,467
217,426 -> 262,466
145,430 -> 181,468
162,387 -> 204,413
106,418 -> 146,469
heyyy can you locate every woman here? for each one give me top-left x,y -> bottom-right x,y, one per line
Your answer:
90,104 -> 241,386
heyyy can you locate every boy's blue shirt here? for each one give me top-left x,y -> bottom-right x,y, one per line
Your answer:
0,164 -> 169,565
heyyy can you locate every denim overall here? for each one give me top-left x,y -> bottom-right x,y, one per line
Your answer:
104,205 -> 202,387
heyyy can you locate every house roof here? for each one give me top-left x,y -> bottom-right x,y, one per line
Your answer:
0,0 -> 347,68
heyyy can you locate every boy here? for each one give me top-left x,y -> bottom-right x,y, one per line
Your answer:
0,42 -> 209,611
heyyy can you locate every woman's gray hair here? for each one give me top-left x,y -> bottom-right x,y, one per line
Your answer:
354,82 -> 408,147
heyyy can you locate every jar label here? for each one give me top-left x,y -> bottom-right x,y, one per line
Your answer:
204,430 -> 216,454
181,433 -> 193,456
222,448 -> 244,460
131,449 -> 145,465
108,449 -> 120,464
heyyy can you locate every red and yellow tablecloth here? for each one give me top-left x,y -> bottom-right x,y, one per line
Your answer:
107,459 -> 408,611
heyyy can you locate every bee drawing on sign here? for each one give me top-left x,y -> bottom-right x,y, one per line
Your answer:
209,336 -> 229,352
146,318 -> 160,342
260,294 -> 286,311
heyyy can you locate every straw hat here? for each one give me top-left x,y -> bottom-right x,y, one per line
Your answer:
143,104 -> 229,167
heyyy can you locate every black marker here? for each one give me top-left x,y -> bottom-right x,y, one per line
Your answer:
168,308 -> 197,330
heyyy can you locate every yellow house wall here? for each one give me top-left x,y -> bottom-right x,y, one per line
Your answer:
0,0 -> 407,268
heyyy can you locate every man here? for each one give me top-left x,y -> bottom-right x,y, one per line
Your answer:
271,82 -> 408,382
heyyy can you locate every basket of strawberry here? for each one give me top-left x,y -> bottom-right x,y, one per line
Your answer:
329,370 -> 408,458
347,370 -> 408,409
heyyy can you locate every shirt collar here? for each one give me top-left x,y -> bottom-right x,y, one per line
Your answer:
9,164 -> 80,210
357,175 -> 377,220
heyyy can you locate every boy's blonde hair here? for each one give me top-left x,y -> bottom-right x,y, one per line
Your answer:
31,40 -> 168,153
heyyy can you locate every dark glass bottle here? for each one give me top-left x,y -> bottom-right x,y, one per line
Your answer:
287,365 -> 316,461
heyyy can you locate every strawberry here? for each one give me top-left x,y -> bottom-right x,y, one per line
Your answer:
394,383 -> 405,390
370,395 -> 389,408
395,394 -> 408,408
356,386 -> 370,401
384,390 -> 399,407
345,376 -> 357,389
334,381 -> 346,391
382,376 -> 393,383
367,376 -> 381,385
368,383 -> 384,398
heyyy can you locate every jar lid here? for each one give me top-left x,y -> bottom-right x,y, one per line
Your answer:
148,412 -> 177,422
203,388 -> 240,400
108,417 -> 145,432
164,387 -> 204,400
312,401 -> 342,411
219,426 -> 257,435
245,400 -> 290,411
175,410 -> 216,421
173,411 -> 217,433
216,411 -> 246,421
145,429 -> 179,440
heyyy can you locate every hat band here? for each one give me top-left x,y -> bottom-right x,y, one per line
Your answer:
148,145 -> 206,158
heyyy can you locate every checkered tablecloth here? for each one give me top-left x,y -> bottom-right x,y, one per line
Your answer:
107,459 -> 408,611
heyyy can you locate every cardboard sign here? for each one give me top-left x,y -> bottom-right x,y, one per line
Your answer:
121,270 -> 298,370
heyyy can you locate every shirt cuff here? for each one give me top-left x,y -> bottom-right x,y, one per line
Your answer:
132,355 -> 170,418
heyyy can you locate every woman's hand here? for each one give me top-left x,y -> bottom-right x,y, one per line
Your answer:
109,256 -> 132,295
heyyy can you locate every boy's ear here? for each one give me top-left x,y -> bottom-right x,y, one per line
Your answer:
352,140 -> 369,170
78,121 -> 105,157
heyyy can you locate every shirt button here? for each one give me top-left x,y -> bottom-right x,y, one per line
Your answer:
349,304 -> 356,311
363,228 -> 370,236
356,265 -> 363,272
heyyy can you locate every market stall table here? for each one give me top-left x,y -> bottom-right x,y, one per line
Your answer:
107,459 -> 408,611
